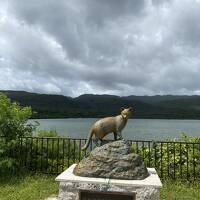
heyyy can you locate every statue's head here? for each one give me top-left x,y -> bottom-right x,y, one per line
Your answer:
121,107 -> 133,119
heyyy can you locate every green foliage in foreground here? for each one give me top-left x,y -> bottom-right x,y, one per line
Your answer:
4,130 -> 84,173
0,93 -> 34,139
0,173 -> 200,200
37,130 -> 60,137
0,126 -> 84,174
132,133 -> 200,179
0,93 -> 37,173
26,130 -> 84,173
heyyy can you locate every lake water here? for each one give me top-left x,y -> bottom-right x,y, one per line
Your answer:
29,118 -> 200,140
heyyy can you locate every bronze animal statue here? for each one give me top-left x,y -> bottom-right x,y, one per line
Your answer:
81,107 -> 133,151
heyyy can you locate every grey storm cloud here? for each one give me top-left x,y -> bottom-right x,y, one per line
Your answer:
0,0 -> 200,96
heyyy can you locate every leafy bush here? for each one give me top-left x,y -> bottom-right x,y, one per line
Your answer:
19,130 -> 84,173
0,93 -> 37,172
132,133 -> 200,180
0,93 -> 35,138
37,130 -> 58,137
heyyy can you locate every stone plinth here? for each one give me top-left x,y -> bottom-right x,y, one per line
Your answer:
55,164 -> 162,200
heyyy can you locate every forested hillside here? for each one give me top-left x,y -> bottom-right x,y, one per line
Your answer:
1,90 -> 200,119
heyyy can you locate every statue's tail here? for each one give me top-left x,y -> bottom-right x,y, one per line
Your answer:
81,130 -> 93,151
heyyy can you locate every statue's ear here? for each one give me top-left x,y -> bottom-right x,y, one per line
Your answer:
121,107 -> 125,111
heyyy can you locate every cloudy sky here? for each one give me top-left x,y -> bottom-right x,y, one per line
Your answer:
0,0 -> 200,97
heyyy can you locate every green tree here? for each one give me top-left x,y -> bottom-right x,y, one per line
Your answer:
0,93 -> 35,138
0,93 -> 36,172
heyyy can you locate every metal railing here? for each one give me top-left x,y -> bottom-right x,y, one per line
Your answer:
1,136 -> 200,180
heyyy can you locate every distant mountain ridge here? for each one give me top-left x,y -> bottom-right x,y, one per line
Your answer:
1,90 -> 200,119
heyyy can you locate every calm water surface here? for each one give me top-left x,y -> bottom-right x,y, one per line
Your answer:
29,118 -> 200,140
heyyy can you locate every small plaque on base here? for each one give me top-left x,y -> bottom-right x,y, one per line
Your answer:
79,190 -> 136,200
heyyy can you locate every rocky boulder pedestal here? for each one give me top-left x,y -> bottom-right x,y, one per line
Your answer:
55,140 -> 162,200
73,140 -> 149,180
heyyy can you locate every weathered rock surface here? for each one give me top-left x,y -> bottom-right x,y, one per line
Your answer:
73,140 -> 149,180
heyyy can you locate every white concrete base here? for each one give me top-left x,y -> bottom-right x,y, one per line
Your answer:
55,164 -> 162,200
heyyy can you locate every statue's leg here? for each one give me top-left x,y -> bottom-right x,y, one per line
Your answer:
113,132 -> 117,141
100,138 -> 104,146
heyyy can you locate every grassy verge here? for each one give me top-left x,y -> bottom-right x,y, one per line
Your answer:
0,173 -> 58,200
0,173 -> 200,200
161,179 -> 200,200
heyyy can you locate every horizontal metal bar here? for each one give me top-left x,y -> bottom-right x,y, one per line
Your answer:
1,136 -> 199,144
